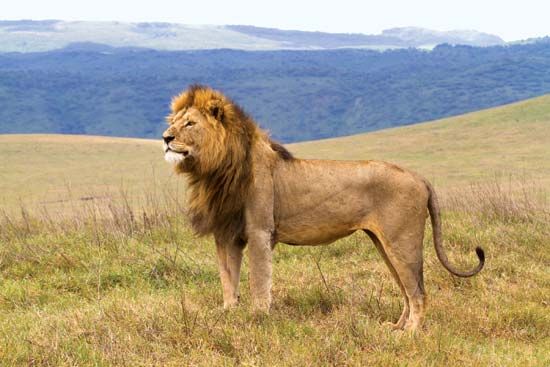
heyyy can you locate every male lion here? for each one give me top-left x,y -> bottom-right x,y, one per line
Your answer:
163,85 -> 485,331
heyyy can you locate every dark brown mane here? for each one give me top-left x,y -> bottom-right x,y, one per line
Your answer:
270,141 -> 294,160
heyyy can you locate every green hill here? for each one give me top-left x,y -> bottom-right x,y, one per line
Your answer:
289,94 -> 550,187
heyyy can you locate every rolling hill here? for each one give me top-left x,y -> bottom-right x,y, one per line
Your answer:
1,94 -> 548,211
290,94 -> 550,187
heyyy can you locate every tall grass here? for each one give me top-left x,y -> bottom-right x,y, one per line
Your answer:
442,175 -> 548,225
0,181 -> 187,242
1,176 -> 548,366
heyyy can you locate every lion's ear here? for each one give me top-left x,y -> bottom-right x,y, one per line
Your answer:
208,100 -> 225,122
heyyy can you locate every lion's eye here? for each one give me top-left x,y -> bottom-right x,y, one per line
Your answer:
185,121 -> 195,128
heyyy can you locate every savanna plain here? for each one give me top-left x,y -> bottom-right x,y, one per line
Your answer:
0,96 -> 549,366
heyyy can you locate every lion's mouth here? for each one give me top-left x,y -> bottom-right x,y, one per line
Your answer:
166,148 -> 189,156
164,143 -> 189,156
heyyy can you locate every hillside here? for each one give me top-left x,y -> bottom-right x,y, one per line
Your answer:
225,25 -> 504,49
1,94 -> 548,211
0,20 -> 504,53
2,43 -> 550,143
290,94 -> 550,187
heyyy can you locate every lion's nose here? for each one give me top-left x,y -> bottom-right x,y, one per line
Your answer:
163,135 -> 175,144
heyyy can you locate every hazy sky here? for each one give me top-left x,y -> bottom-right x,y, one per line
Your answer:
3,0 -> 550,41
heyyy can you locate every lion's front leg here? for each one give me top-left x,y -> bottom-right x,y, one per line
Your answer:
215,236 -> 244,309
247,230 -> 273,312
245,166 -> 275,313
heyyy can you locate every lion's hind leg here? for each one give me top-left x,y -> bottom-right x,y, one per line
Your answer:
365,230 -> 409,330
365,227 -> 427,332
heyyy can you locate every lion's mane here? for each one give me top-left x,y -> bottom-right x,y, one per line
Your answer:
170,85 -> 292,241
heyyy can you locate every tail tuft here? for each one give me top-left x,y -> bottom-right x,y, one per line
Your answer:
475,246 -> 485,264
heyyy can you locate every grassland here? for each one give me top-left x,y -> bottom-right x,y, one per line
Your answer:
0,135 -> 173,211
0,97 -> 549,366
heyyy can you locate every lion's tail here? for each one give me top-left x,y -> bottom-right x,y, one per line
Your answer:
426,181 -> 485,277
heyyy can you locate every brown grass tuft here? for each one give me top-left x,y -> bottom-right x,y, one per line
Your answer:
442,174 -> 548,225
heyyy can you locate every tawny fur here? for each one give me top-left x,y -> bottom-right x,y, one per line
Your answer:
163,85 -> 485,332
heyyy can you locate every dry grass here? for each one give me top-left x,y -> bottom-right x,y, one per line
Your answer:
442,175 -> 549,224
0,134 -> 172,211
0,176 -> 548,366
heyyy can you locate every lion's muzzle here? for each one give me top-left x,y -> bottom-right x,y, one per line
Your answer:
164,149 -> 186,164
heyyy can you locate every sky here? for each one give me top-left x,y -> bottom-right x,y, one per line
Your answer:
2,0 -> 550,42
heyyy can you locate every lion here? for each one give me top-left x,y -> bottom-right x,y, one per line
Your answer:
162,85 -> 485,331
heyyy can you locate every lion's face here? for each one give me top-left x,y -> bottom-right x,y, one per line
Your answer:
163,106 -> 224,173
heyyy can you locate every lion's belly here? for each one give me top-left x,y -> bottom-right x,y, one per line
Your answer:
274,199 -> 365,245
276,223 -> 356,246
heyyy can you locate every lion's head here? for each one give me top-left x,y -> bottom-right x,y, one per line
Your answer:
163,85 -> 256,175
163,85 -> 261,239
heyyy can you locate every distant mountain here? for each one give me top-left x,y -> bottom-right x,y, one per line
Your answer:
381,27 -> 504,48
1,43 -> 550,142
228,25 -> 505,49
0,20 -> 505,53
510,35 -> 550,45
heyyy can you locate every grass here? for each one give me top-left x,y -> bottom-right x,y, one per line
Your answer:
0,134 -> 172,211
1,96 -> 550,365
0,179 -> 548,366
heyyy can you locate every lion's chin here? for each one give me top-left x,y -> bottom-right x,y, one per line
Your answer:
164,150 -> 185,164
